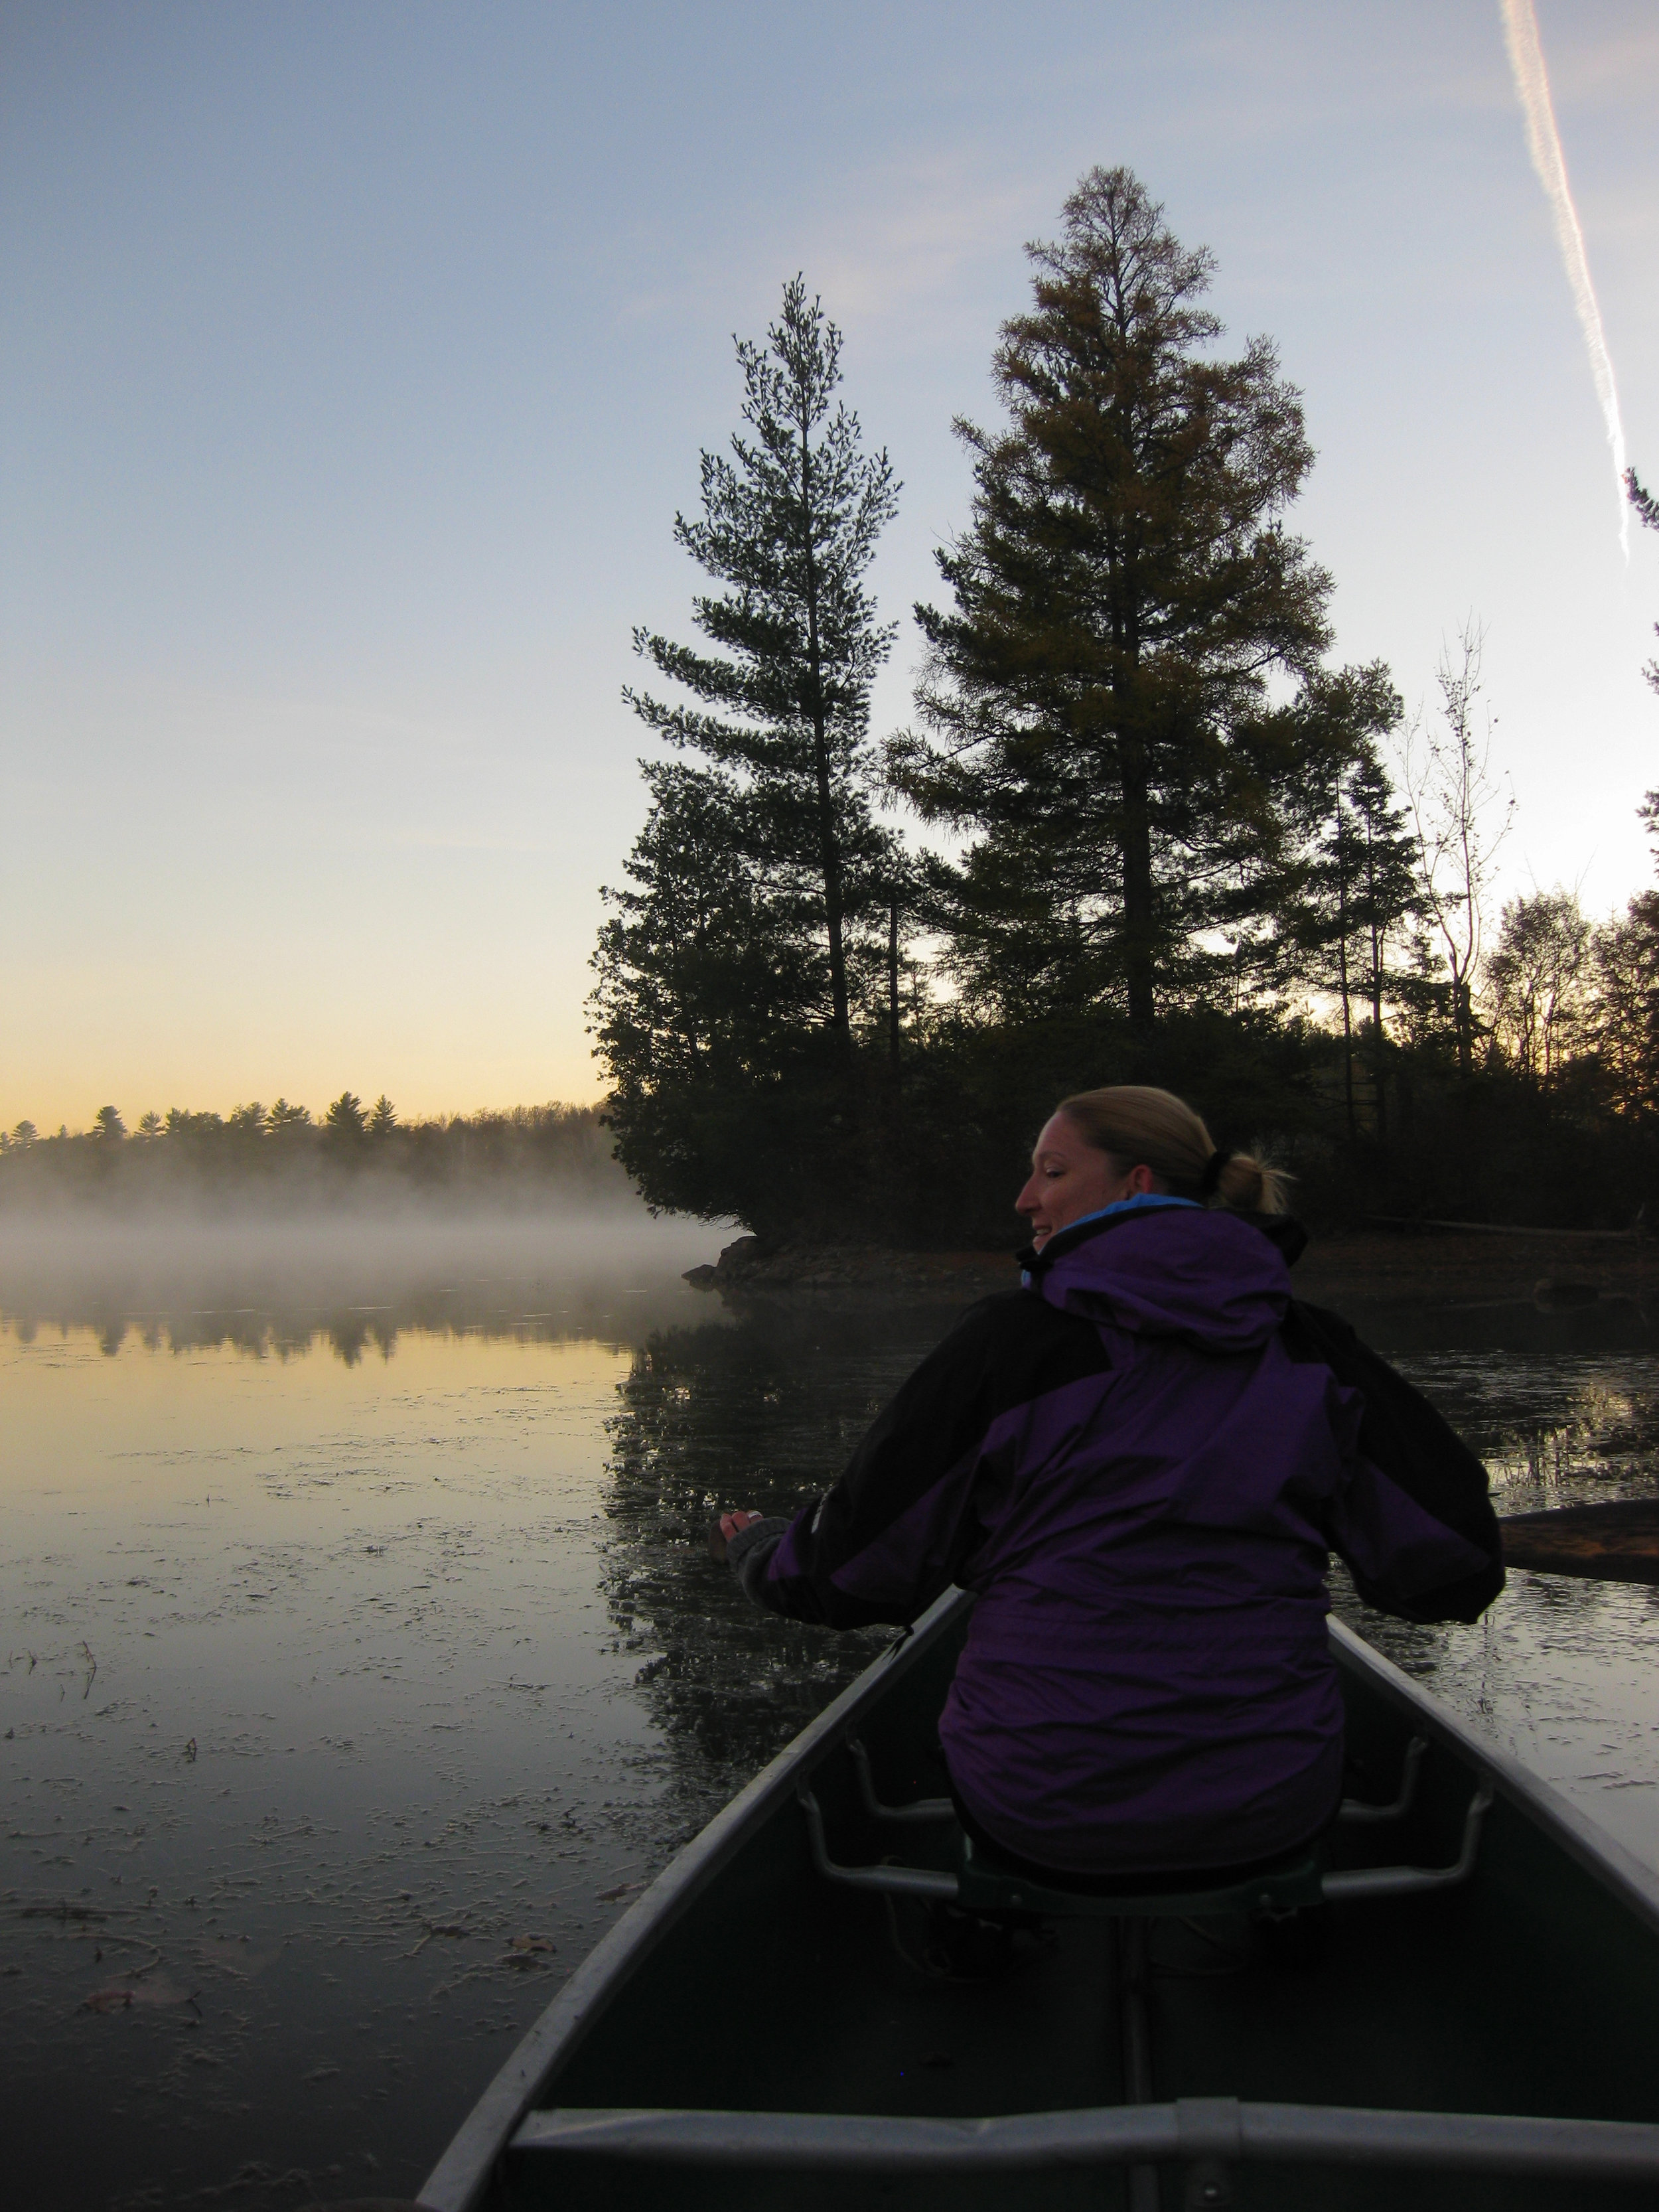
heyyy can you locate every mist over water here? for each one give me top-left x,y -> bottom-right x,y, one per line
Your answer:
6,1217 -> 1659,2209
0,1196 -> 723,1358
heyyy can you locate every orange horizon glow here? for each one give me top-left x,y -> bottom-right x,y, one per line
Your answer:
3,1059 -> 609,1139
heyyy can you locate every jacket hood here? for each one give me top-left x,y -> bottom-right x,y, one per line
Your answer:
1022,1205 -> 1296,1353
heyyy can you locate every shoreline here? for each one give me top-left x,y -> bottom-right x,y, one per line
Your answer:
686,1224 -> 1656,1309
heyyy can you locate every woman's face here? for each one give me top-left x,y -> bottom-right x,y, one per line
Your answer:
1015,1114 -> 1154,1250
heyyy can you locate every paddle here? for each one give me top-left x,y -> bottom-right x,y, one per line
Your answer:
1499,1499 -> 1659,1584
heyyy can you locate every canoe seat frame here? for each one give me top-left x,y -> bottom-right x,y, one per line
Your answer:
808,1734 -> 1491,1916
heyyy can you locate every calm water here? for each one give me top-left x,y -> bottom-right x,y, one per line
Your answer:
4,1221 -> 1659,2209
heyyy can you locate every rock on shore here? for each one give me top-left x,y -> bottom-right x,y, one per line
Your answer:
684,1235 -> 1019,1295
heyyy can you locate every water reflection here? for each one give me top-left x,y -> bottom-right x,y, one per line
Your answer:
0,1223 -> 711,1366
599,1303 -> 966,1805
5,1281 -> 698,1368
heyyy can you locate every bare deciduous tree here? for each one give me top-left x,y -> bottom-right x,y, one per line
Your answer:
1402,623 -> 1516,1077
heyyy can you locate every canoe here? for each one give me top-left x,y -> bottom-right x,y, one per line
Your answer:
417,1589 -> 1659,2211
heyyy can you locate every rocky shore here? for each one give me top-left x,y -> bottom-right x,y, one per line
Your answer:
684,1235 -> 1018,1296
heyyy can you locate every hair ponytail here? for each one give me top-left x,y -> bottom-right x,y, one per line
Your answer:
1055,1085 -> 1289,1215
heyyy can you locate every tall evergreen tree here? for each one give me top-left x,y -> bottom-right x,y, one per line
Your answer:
1346,739 -> 1420,1140
590,761 -> 831,1218
620,276 -> 901,1051
1287,664 -> 1415,1134
891,167 -> 1333,1030
593,281 -> 904,1226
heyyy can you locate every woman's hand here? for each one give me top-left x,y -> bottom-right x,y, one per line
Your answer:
707,1509 -> 762,1562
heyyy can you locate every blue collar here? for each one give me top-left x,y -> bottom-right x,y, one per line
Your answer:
1065,1194 -> 1200,1232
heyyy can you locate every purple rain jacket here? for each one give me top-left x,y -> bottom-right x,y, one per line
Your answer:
725,1204 -> 1504,1879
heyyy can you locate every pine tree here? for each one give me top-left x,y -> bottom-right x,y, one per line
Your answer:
1287,664 -> 1414,1134
1346,739 -> 1420,1138
590,763 -> 826,1219
324,1091 -> 366,1140
891,167 -> 1333,1031
621,277 -> 901,1051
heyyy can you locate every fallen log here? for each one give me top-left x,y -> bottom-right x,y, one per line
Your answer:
1500,1499 -> 1659,1584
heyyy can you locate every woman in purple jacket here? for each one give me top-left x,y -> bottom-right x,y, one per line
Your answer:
718,1086 -> 1502,1886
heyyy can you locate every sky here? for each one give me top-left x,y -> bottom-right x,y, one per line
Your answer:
2,0 -> 1656,1132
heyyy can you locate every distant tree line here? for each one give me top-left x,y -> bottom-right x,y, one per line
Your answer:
0,1098 -> 630,1211
590,165 -> 1659,1245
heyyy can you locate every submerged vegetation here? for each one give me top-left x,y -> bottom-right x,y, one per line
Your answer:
591,167 -> 1659,1246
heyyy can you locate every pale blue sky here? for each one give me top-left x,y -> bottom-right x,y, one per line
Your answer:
3,0 -> 1656,1126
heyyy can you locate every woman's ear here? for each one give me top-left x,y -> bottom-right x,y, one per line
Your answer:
1125,1163 -> 1157,1197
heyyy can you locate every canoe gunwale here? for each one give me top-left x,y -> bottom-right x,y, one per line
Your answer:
1329,1617 -> 1659,1940
415,1586 -> 977,2212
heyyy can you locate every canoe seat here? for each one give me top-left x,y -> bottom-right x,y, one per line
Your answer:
952,1827 -> 1327,1921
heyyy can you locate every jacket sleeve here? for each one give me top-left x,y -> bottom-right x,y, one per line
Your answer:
726,1291 -> 1108,1631
1281,1297 -> 1505,1624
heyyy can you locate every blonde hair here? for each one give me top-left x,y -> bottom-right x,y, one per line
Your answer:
1055,1084 -> 1289,1215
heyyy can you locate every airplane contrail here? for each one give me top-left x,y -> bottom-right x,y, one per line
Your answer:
1499,0 -> 1630,559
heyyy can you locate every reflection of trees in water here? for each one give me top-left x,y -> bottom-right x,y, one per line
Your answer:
1392,1344 -> 1659,1517
1485,1380 -> 1659,1511
602,1297 -> 966,1810
0,1280 -> 692,1366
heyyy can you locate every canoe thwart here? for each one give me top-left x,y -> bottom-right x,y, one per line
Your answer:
1337,1736 -> 1426,1824
1321,1783 -> 1492,1901
845,1738 -> 956,1823
509,2095 -> 1659,2182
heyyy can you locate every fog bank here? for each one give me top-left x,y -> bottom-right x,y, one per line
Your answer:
0,1199 -> 726,1351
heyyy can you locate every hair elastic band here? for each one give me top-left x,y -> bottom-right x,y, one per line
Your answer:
1198,1147 -> 1233,1199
